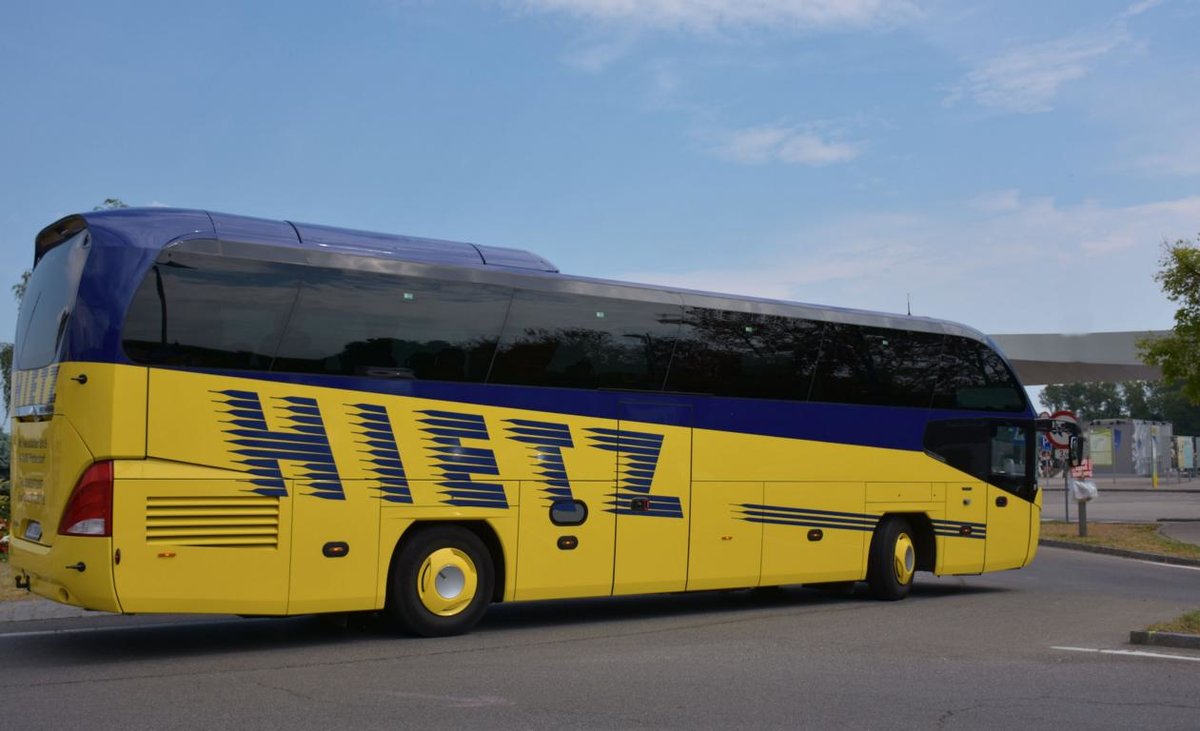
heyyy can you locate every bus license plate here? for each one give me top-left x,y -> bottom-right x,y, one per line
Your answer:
24,521 -> 42,542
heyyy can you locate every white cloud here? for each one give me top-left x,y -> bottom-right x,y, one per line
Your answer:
949,30 -> 1127,113
615,192 -> 1200,334
1121,0 -> 1164,19
512,0 -> 919,33
711,124 -> 863,165
563,36 -> 637,72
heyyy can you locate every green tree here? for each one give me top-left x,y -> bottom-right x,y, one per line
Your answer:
1122,380 -> 1156,420
1140,236 -> 1200,403
1039,382 -> 1124,420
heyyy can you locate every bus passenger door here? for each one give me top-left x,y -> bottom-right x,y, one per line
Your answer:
612,402 -> 692,596
984,484 -> 1032,571
939,481 -> 985,574
984,424 -> 1034,571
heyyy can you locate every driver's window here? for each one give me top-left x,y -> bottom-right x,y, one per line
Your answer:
990,425 -> 1027,477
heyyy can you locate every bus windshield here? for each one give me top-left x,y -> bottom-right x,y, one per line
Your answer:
14,230 -> 89,371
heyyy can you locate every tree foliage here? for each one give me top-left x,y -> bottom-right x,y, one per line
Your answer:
1039,382 -> 1124,420
1040,379 -> 1200,434
1140,236 -> 1200,404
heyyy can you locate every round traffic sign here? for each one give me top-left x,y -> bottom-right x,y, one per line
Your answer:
1048,410 -> 1077,448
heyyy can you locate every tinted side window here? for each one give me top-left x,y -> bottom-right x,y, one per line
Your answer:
666,308 -> 823,399
273,270 -> 510,382
932,336 -> 1026,412
123,255 -> 300,370
809,325 -> 943,407
925,419 -> 1035,498
925,419 -> 990,480
488,290 -> 679,390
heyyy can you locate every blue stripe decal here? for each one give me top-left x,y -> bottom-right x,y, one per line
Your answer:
177,368 -> 1032,453
212,390 -> 343,500
504,419 -> 575,502
608,492 -> 684,518
736,503 -> 878,531
586,428 -> 682,518
348,403 -> 412,504
931,518 -> 987,539
416,409 -> 507,509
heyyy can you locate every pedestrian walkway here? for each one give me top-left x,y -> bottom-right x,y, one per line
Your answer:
1042,473 -> 1200,492
1159,521 -> 1200,547
0,596 -> 94,623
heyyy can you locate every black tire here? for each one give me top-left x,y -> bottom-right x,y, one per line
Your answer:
387,525 -> 494,637
867,517 -> 916,601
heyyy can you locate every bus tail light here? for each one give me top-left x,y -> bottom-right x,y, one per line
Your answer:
58,461 -> 114,537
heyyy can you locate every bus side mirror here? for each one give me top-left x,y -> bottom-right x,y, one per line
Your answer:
1069,435 -> 1085,467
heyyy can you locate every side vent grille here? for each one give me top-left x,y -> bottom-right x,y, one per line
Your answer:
145,495 -> 280,548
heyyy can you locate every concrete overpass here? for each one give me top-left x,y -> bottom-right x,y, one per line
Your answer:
989,331 -> 1168,386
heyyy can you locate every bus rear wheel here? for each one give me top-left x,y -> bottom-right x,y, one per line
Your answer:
867,517 -> 916,601
388,525 -> 494,637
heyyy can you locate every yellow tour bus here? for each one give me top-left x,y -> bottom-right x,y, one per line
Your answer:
10,208 -> 1058,636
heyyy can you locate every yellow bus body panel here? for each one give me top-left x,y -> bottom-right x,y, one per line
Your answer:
14,362 -> 1040,615
687,482 -> 763,591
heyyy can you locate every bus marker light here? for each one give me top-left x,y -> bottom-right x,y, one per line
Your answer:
557,536 -> 578,551
157,552 -> 176,559
807,529 -> 824,542
323,542 -> 350,558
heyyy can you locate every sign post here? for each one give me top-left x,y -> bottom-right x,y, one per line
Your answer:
1048,411 -> 1078,522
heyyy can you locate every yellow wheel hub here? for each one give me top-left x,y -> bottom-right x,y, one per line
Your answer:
892,532 -> 915,585
417,547 -> 479,617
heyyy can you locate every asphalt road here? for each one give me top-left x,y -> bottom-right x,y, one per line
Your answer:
1,547 -> 1198,730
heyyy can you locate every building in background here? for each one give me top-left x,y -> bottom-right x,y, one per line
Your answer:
1088,419 -> 1173,477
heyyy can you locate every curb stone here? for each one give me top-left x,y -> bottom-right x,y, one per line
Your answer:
1038,539 -> 1200,568
1129,630 -> 1200,650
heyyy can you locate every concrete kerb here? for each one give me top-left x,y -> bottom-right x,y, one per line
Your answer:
1038,538 -> 1200,567
1129,630 -> 1200,650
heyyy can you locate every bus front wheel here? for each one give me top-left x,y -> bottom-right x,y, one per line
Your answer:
867,517 -> 916,601
387,525 -> 494,636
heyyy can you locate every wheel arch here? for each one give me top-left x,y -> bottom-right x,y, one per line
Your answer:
870,512 -> 936,573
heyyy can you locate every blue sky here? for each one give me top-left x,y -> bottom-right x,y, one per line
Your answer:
3,0 -> 1198,353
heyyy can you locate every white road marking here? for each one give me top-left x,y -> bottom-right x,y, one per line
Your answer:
1134,559 -> 1200,572
1053,646 -> 1200,662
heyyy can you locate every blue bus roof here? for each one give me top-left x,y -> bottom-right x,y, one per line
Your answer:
43,206 -> 990,344
55,207 -> 559,273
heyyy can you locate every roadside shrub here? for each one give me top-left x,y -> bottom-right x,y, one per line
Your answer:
0,479 -> 9,562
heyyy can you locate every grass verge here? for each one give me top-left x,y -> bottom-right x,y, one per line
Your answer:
1146,610 -> 1200,635
0,560 -> 33,602
1040,521 -> 1200,561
